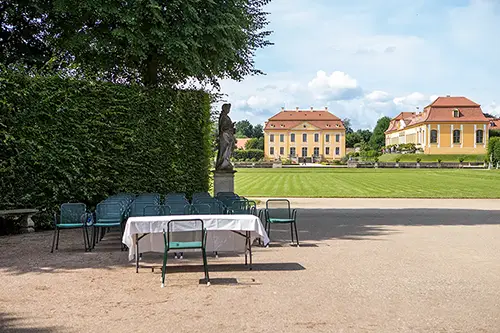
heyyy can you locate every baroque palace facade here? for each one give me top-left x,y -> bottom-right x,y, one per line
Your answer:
264,107 -> 346,162
385,96 -> 491,154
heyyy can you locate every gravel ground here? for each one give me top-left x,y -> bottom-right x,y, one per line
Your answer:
1,207 -> 499,332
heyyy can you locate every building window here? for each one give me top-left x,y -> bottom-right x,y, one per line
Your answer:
270,147 -> 274,155
314,133 -> 319,142
301,147 -> 308,157
279,147 -> 284,155
335,147 -> 340,155
270,134 -> 274,142
325,134 -> 330,142
302,133 -> 307,142
325,147 -> 330,155
335,134 -> 340,143
430,130 -> 438,143
313,147 -> 320,156
453,129 -> 461,144
291,133 -> 295,142
476,130 -> 484,144
280,134 -> 284,142
453,109 -> 460,118
290,147 -> 296,157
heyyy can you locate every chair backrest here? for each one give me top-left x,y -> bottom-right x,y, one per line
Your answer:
143,205 -> 171,216
190,203 -> 214,215
229,199 -> 250,214
95,202 -> 124,222
164,219 -> 205,248
165,203 -> 190,215
266,199 -> 291,219
60,203 -> 87,225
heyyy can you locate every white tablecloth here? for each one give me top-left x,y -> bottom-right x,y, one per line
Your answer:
122,214 -> 269,260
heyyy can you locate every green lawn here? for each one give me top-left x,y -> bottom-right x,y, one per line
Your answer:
378,154 -> 486,163
235,168 -> 500,198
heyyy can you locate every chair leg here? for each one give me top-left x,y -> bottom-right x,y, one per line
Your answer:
55,229 -> 60,250
294,221 -> 299,247
202,248 -> 210,285
290,223 -> 294,244
51,227 -> 57,253
82,226 -> 88,252
85,226 -> 91,252
120,223 -> 124,251
161,250 -> 168,288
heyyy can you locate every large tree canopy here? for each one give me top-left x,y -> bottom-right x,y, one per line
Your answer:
369,116 -> 391,150
1,0 -> 273,87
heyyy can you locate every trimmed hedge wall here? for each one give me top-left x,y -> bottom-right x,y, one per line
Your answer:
232,149 -> 264,161
0,70 -> 212,228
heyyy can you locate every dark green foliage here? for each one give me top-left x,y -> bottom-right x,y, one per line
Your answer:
0,70 -> 212,228
342,118 -> 353,134
236,120 -> 254,138
488,137 -> 500,163
245,137 -> 264,150
233,149 -> 264,161
369,116 -> 391,149
490,130 -> 500,138
3,0 -> 273,87
346,129 -> 372,148
252,124 -> 264,138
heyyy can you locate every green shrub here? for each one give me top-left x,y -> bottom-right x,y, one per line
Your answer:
437,158 -> 442,163
458,156 -> 465,163
232,149 -> 264,161
416,158 -> 422,163
0,70 -> 212,229
488,137 -> 500,163
395,157 -> 401,163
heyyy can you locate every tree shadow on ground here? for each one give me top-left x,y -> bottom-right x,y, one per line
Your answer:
0,312 -> 61,332
1,208 -> 499,275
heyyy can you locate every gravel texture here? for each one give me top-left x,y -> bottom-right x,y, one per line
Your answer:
1,205 -> 499,332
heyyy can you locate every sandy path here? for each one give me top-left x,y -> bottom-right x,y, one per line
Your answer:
1,208 -> 500,332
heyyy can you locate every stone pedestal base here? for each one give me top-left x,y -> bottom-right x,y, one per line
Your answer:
213,170 -> 236,196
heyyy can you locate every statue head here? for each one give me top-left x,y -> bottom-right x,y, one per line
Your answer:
222,103 -> 231,115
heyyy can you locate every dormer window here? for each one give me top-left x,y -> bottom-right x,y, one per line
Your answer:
335,124 -> 340,128
453,109 -> 460,118
326,124 -> 331,128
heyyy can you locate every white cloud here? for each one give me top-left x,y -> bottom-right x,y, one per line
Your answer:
365,90 -> 392,102
307,71 -> 362,100
486,102 -> 500,117
393,92 -> 427,106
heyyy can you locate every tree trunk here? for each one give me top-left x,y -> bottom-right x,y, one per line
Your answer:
143,52 -> 159,87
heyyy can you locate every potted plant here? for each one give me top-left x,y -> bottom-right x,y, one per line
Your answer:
395,157 -> 401,168
437,158 -> 442,168
374,157 -> 379,168
416,157 -> 421,168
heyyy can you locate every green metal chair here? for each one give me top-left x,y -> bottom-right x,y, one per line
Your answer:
93,202 -> 126,251
51,203 -> 91,253
161,219 -> 210,288
264,199 -> 299,246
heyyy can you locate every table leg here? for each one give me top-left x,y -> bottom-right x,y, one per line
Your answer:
248,231 -> 252,270
135,234 -> 139,273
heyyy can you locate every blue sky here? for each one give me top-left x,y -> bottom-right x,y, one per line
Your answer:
218,0 -> 500,130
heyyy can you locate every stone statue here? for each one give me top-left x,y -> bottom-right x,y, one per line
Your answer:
215,103 -> 236,171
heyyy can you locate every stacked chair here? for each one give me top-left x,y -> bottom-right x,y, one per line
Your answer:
92,193 -> 134,251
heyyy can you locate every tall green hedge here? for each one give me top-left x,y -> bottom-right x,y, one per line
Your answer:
0,70 -> 212,228
488,137 -> 500,163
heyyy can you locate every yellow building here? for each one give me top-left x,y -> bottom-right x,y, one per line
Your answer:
385,96 -> 490,154
264,107 -> 346,162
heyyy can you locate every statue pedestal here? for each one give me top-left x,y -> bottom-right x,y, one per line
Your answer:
213,170 -> 237,196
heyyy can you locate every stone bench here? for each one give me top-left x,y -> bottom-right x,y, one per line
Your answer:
0,209 -> 39,233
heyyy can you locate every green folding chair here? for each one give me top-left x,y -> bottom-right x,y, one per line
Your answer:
264,199 -> 299,246
51,203 -> 91,252
161,219 -> 210,287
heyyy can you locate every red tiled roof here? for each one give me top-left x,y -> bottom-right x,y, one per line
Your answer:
490,118 -> 500,130
236,138 -> 251,149
265,110 -> 345,130
426,96 -> 480,108
386,96 -> 488,134
269,110 -> 341,121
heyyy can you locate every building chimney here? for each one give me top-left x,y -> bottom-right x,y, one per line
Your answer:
296,107 -> 299,111
281,106 -> 284,111
310,106 -> 313,110
446,95 -> 450,97
325,106 -> 328,110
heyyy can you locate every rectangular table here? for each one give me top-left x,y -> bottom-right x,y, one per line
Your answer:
122,214 -> 270,272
